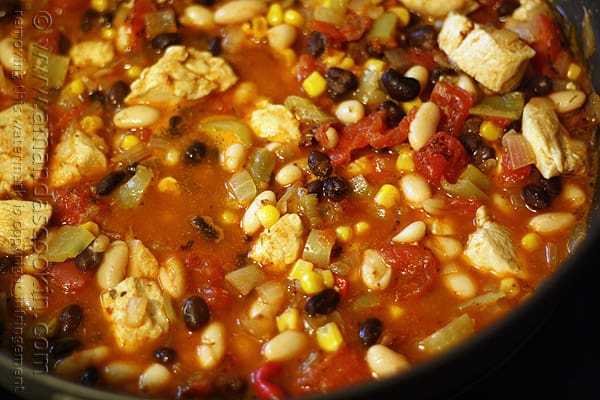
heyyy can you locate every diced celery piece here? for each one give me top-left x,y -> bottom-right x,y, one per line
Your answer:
44,225 -> 96,262
469,92 -> 525,120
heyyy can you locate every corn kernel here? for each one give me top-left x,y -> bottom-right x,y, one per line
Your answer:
241,22 -> 252,35
354,221 -> 370,235
374,184 -> 401,208
317,322 -> 344,352
91,0 -> 110,13
267,3 -> 283,26
164,148 -> 180,166
389,305 -> 405,318
283,9 -> 304,28
279,48 -> 297,67
157,177 -> 180,194
120,134 -> 140,150
80,221 -> 100,236
101,27 -> 115,40
320,269 -> 335,288
276,308 -> 300,332
303,71 -> 327,97
521,232 -> 542,251
257,204 -> 280,229
401,97 -> 422,113
365,58 -> 386,72
289,259 -> 314,280
389,7 -> 410,27
126,65 -> 142,80
251,16 -> 268,40
339,56 -> 355,69
479,120 -> 502,141
68,79 -> 86,96
335,225 -> 353,243
79,115 -> 103,134
500,277 -> 520,297
323,51 -> 345,68
300,270 -> 326,294
395,146 -> 414,172
567,62 -> 582,81
220,210 -> 238,225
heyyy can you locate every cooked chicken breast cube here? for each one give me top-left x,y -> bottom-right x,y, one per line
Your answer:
125,46 -> 238,106
250,102 -> 301,143
400,0 -> 476,18
438,13 -> 535,93
69,40 -> 115,68
0,200 -> 52,254
522,97 -> 587,179
249,213 -> 304,271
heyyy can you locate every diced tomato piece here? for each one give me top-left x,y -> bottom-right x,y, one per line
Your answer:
310,14 -> 372,45
48,103 -> 86,141
295,347 -> 370,394
334,274 -> 349,299
48,261 -> 92,293
252,362 -> 286,400
495,148 -> 533,188
430,81 -> 474,135
413,132 -> 469,186
185,254 -> 225,286
45,0 -> 90,16
407,48 -> 439,71
447,196 -> 484,217
379,243 -> 438,299
297,54 -> 317,81
531,13 -> 563,74
51,185 -> 102,226
199,286 -> 233,312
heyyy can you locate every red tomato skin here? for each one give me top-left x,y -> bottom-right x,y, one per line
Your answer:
48,261 -> 92,293
430,81 -> 474,135
413,132 -> 469,186
495,149 -> 533,188
531,13 -> 562,74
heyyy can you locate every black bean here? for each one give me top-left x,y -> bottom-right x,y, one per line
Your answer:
496,0 -> 520,18
322,176 -> 349,202
96,170 -> 126,195
182,296 -> 210,331
528,75 -> 553,97
195,0 -> 215,5
407,25 -> 438,50
540,176 -> 562,198
377,100 -> 406,128
99,12 -> 114,28
307,31 -> 325,57
208,36 -> 222,56
80,367 -> 99,385
153,347 -> 177,365
191,216 -> 222,242
169,115 -> 183,129
430,67 -> 457,86
461,116 -> 483,137
89,90 -> 106,104
459,132 -> 482,154
80,10 -> 98,32
306,179 -> 323,196
472,145 -> 496,167
0,255 -> 17,273
325,67 -> 358,101
126,163 -> 139,177
505,119 -> 521,133
58,33 -> 71,55
358,318 -> 383,347
305,288 -> 340,316
58,304 -> 83,336
184,141 -> 207,164
49,339 -> 82,358
0,0 -> 21,22
521,184 -> 551,210
365,42 -> 384,59
75,247 -> 104,272
151,32 -> 182,52
308,151 -> 333,179
107,81 -> 130,107
380,69 -> 420,102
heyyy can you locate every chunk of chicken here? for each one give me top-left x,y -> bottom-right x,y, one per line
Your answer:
69,40 -> 115,68
400,0 -> 476,18
0,200 -> 51,254
100,277 -> 169,352
125,46 -> 238,106
48,125 -> 108,187
438,13 -> 535,93
463,206 -> 524,278
127,239 -> 160,280
0,103 -> 47,196
250,102 -> 301,143
249,213 -> 304,271
522,97 -> 587,179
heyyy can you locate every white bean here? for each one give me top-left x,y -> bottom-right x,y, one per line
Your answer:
408,102 -> 440,151
336,100 -> 365,124
360,249 -> 392,291
528,212 -> 576,234
221,142 -> 248,172
321,126 -> 339,149
366,344 -> 410,379
561,182 -> 586,209
263,330 -> 308,361
275,164 -> 302,186
197,321 -> 226,370
456,73 -> 478,100
404,65 -> 429,92
214,0 -> 267,25
242,190 -> 276,235
113,105 -> 161,129
91,234 -> 110,253
139,363 -> 171,393
429,218 -> 456,236
13,274 -> 45,314
425,236 -> 463,261
54,346 -> 110,376
0,37 -> 27,73
548,90 -> 586,114
267,24 -> 297,51
392,221 -> 426,243
97,240 -> 129,290
422,197 -> 447,215
158,256 -> 185,299
22,253 -> 47,274
103,361 -> 142,384
399,172 -> 432,207
179,5 -> 216,30
443,272 -> 476,299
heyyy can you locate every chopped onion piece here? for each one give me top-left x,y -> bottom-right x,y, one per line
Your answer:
329,250 -> 360,276
199,118 -> 253,150
112,142 -> 151,166
417,314 -> 474,355
255,281 -> 285,307
503,132 -> 535,170
302,229 -> 336,267
114,165 -> 154,209
44,225 -> 96,262
225,265 -> 264,296
227,169 -> 257,206
457,290 -> 506,311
